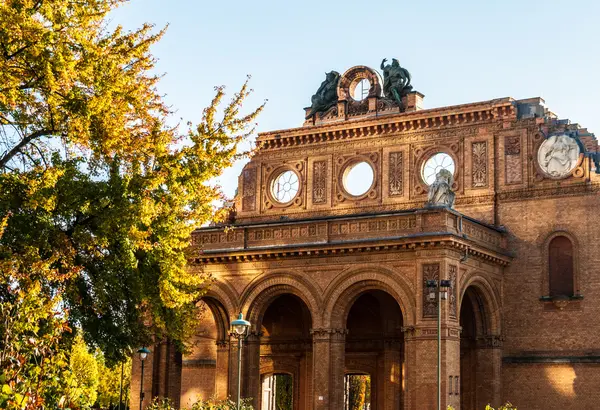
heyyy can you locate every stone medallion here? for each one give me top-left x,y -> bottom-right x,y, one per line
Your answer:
537,134 -> 580,178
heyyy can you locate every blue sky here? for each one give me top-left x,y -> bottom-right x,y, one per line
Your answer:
111,0 -> 600,198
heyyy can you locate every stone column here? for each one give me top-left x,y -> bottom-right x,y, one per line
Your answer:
215,340 -> 230,400
311,328 -> 347,410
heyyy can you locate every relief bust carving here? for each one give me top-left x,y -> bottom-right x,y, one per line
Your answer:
537,134 -> 580,178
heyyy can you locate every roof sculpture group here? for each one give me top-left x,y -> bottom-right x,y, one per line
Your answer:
304,59 -> 457,209
306,57 -> 413,120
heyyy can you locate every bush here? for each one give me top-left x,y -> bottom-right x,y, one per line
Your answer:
146,397 -> 254,410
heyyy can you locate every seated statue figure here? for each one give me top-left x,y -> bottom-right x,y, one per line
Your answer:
426,169 -> 455,208
306,71 -> 340,119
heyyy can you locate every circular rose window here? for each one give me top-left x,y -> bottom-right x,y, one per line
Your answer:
351,79 -> 371,101
271,170 -> 299,203
342,161 -> 374,196
422,153 -> 455,185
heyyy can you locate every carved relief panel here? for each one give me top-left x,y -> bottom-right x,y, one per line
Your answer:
422,263 -> 440,318
532,131 -> 585,183
241,167 -> 257,212
312,160 -> 328,205
449,264 -> 458,319
389,151 -> 404,196
504,135 -> 522,185
471,141 -> 488,188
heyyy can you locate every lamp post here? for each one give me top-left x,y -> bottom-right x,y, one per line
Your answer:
137,347 -> 151,410
426,279 -> 452,410
231,313 -> 251,410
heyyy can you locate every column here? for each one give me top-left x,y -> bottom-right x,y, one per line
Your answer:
311,328 -> 346,410
215,340 -> 230,400
475,335 -> 503,409
403,325 -> 460,410
382,340 -> 402,410
243,331 -> 261,408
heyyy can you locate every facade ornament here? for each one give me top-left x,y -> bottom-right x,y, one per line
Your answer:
380,58 -> 413,108
305,71 -> 340,119
426,169 -> 455,208
537,134 -> 580,178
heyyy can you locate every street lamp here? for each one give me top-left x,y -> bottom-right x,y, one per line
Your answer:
231,313 -> 251,410
137,347 -> 151,410
426,279 -> 452,410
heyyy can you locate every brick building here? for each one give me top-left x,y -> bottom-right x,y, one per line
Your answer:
131,64 -> 600,410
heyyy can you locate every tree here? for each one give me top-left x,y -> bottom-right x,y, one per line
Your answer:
68,334 -> 99,407
96,355 -> 131,409
0,0 -> 263,370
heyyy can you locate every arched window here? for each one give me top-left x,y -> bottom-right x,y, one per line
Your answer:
548,236 -> 574,297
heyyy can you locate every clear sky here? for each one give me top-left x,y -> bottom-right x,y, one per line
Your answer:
111,0 -> 600,198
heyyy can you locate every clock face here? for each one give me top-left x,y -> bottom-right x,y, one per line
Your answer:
537,134 -> 580,178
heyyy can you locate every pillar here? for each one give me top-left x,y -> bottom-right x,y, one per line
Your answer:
311,328 -> 347,410
215,340 -> 230,400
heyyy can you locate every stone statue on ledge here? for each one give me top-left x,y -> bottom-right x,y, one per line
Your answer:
306,71 -> 340,119
426,169 -> 455,208
381,58 -> 413,108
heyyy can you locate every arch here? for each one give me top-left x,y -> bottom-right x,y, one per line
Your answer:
459,272 -> 502,336
203,279 -> 238,322
324,266 -> 416,329
539,230 -> 580,297
200,297 -> 230,343
241,271 -> 322,331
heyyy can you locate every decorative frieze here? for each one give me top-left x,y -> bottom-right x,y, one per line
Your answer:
389,152 -> 403,196
422,263 -> 440,318
471,141 -> 488,188
312,160 -> 327,204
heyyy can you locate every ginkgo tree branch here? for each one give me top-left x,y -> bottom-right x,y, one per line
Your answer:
0,128 -> 53,169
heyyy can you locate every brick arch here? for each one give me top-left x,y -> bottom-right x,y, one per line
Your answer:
241,272 -> 322,331
459,273 -> 501,336
538,230 -> 580,296
203,279 -> 238,322
324,266 -> 416,329
200,297 -> 230,343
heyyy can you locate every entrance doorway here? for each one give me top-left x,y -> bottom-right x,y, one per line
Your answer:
261,373 -> 293,410
344,374 -> 371,410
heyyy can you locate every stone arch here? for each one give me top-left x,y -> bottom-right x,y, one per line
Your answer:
241,271 -> 322,330
459,272 -> 502,337
324,266 -> 416,329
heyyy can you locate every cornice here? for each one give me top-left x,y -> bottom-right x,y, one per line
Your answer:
191,232 -> 511,267
256,98 -> 516,151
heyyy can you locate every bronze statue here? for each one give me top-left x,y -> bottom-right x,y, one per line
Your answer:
380,58 -> 412,108
426,169 -> 455,208
306,71 -> 340,119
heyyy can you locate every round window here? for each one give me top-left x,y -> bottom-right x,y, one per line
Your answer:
422,153 -> 455,185
271,170 -> 299,203
342,161 -> 374,197
351,78 -> 371,101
